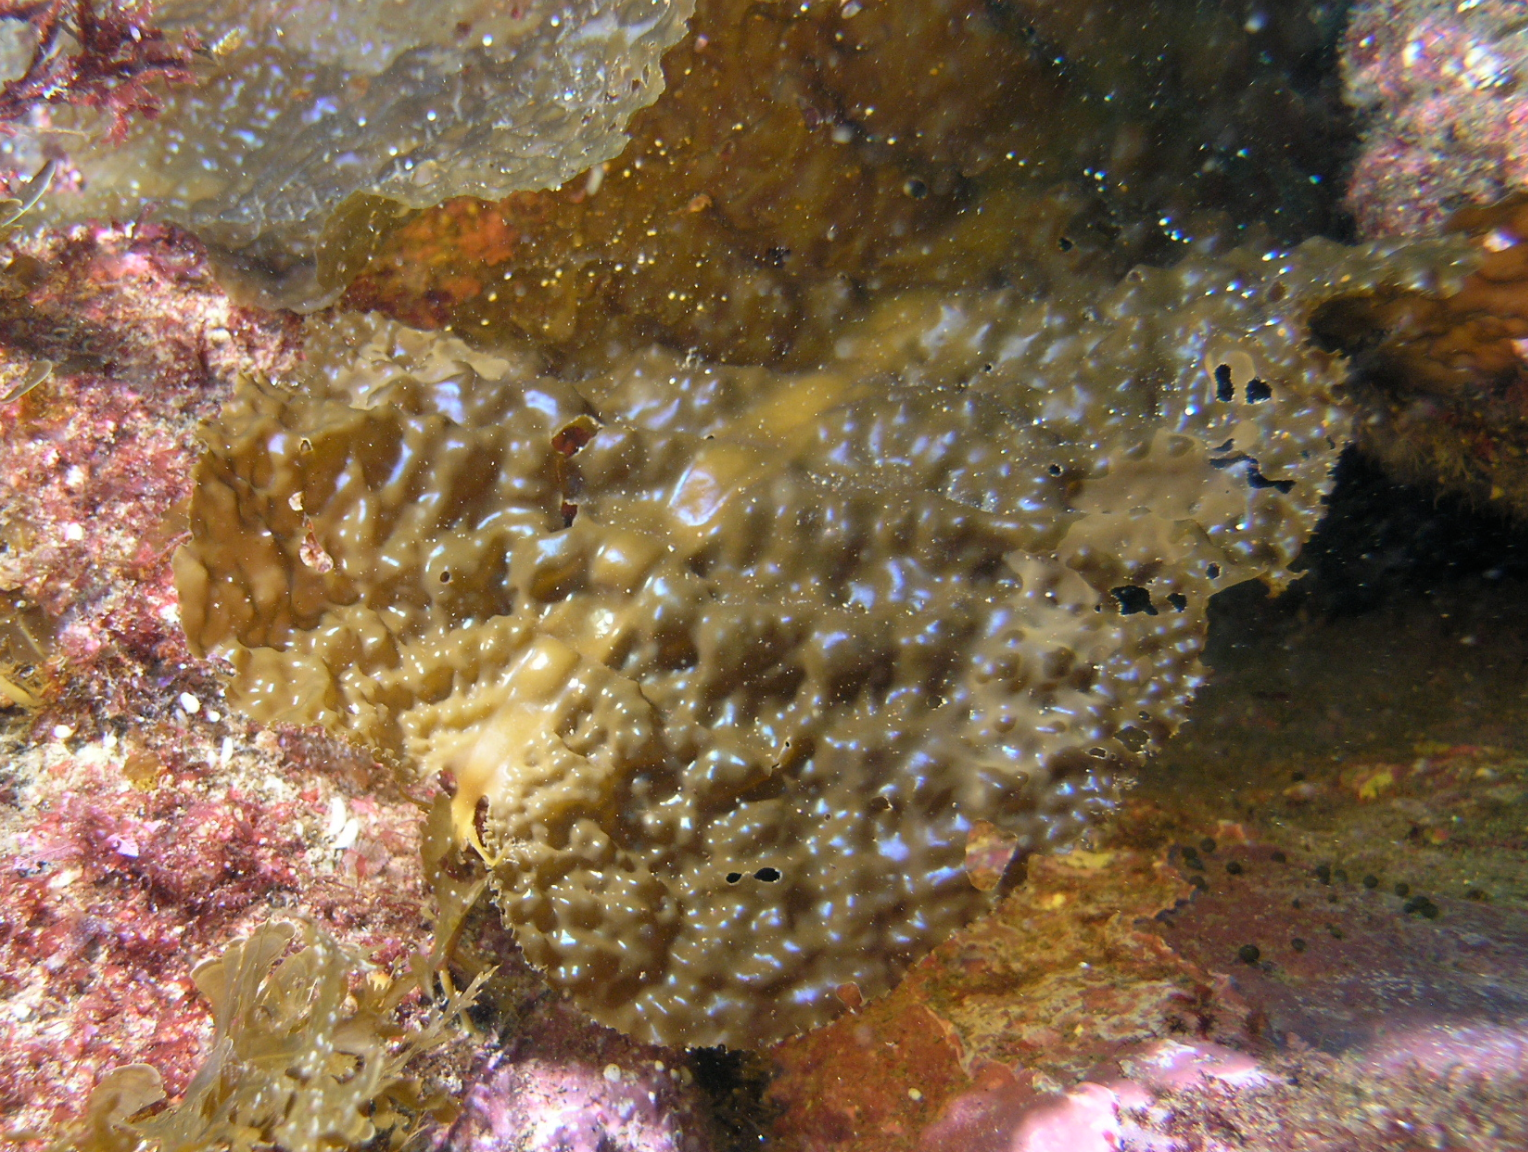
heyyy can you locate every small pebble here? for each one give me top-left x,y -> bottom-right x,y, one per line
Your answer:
604,1063 -> 622,1083
1225,860 -> 1244,875
1290,937 -> 1307,953
907,1088 -> 923,1102
179,691 -> 201,714
1199,837 -> 1217,854
1403,896 -> 1440,919
1237,944 -> 1261,964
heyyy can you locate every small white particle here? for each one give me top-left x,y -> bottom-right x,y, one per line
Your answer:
52,724 -> 73,740
62,523 -> 84,542
333,816 -> 360,852
178,691 -> 201,714
603,1063 -> 622,1083
908,1088 -> 923,1101
324,795 -> 349,840
1484,229 -> 1516,253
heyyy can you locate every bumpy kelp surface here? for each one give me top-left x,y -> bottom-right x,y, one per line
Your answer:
173,235 -> 1470,1048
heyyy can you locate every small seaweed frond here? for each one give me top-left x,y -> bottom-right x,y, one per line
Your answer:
48,919 -> 484,1152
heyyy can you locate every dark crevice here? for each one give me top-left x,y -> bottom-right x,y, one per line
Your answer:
1112,585 -> 1157,616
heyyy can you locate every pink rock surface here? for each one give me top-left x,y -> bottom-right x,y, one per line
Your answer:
423,1001 -> 715,1152
1363,1021 -> 1528,1079
1345,0 -> 1528,237
1118,1040 -> 1268,1094
0,225 -> 442,1139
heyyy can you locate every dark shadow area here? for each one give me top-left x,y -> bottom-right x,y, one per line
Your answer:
1129,450 -> 1528,1055
687,1046 -> 778,1152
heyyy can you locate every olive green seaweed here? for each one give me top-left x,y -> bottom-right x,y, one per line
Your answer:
45,921 -> 483,1152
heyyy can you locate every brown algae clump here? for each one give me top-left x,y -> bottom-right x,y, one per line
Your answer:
346,0 -> 1351,372
170,233 -> 1475,1049
49,921 -> 475,1152
3,0 -> 694,310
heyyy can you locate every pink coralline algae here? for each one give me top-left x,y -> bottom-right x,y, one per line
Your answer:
1344,0 -> 1528,237
0,222 -> 295,687
915,1042 -> 1266,1152
0,721 -> 453,1128
425,998 -> 717,1152
0,224 -> 445,1139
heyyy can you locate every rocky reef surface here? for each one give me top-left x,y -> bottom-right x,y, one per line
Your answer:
0,1 -> 1527,1150
1340,0 -> 1528,516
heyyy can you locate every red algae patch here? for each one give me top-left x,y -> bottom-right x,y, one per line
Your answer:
0,731 -> 432,1123
0,222 -> 298,691
0,226 -> 443,1139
